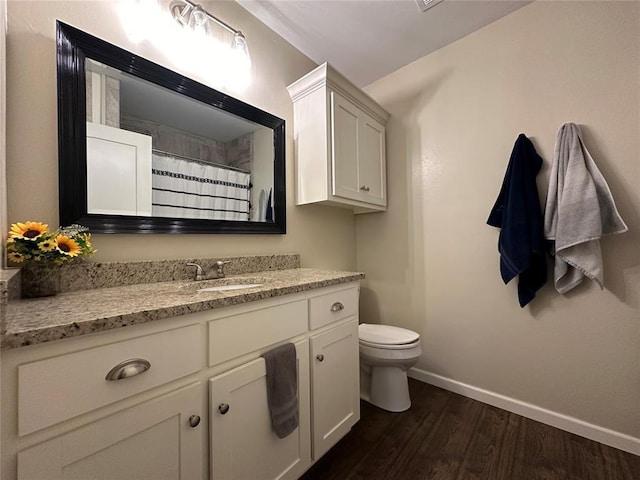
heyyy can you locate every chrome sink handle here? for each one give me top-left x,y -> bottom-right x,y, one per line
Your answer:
213,260 -> 231,279
187,263 -> 204,281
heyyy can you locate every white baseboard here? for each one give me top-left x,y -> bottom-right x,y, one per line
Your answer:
408,367 -> 640,457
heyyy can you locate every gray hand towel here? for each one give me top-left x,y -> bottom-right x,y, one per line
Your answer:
543,123 -> 628,293
261,343 -> 299,439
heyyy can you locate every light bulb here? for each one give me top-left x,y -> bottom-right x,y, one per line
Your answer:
232,31 -> 252,68
188,6 -> 211,36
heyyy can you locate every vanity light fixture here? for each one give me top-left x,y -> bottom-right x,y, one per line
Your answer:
171,0 -> 251,67
415,0 -> 444,12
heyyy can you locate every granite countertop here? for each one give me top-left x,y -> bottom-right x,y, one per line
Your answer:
3,268 -> 364,350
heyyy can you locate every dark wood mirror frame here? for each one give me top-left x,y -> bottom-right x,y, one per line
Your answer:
57,21 -> 286,234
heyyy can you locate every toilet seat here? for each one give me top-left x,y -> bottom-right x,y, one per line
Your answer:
359,338 -> 421,350
359,323 -> 420,346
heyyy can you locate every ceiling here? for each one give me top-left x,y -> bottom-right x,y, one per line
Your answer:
237,0 -> 531,87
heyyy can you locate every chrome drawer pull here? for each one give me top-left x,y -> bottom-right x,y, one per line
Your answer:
105,358 -> 151,381
330,302 -> 344,312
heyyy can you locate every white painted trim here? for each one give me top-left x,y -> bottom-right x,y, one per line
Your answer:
409,367 -> 640,457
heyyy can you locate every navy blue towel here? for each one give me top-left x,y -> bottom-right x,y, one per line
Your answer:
487,134 -> 547,307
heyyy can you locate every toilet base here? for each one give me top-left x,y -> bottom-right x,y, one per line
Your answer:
362,365 -> 411,412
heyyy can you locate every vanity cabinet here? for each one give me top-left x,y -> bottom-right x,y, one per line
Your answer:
287,63 -> 389,213
1,282 -> 360,480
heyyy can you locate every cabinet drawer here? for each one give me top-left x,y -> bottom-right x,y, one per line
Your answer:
209,299 -> 308,366
309,285 -> 359,330
18,324 -> 202,436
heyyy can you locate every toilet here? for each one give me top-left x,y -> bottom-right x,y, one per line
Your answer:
358,323 -> 422,412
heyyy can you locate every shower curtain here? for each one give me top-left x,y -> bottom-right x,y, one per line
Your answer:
151,153 -> 251,221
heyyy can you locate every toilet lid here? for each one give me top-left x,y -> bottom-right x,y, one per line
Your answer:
358,323 -> 420,345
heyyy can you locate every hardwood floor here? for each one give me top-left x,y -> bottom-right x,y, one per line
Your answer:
301,378 -> 640,480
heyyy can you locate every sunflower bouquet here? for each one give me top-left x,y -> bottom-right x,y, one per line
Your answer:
6,221 -> 96,266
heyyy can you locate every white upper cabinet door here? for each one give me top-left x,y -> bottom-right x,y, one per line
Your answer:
358,113 -> 386,206
331,91 -> 362,202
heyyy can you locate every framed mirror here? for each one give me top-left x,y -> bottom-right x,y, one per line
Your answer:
57,21 -> 286,234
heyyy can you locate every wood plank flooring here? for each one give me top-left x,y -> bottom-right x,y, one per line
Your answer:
301,378 -> 640,480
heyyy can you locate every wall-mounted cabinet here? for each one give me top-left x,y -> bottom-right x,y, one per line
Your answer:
288,63 -> 390,213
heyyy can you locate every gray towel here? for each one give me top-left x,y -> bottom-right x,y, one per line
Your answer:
261,343 -> 298,439
543,123 -> 628,293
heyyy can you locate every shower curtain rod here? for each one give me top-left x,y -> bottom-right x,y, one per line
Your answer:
152,148 -> 251,174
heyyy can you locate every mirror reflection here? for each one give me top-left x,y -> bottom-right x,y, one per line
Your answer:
85,59 -> 274,223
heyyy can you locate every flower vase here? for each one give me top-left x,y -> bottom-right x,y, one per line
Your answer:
21,263 -> 61,298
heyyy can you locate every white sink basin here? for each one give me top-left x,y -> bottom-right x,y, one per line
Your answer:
197,284 -> 263,293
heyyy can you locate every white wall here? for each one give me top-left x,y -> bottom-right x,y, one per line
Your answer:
1,0 -> 6,259
359,0 -> 640,452
5,0 -> 356,270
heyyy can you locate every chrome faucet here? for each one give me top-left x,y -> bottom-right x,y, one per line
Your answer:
186,261 -> 230,281
186,263 -> 204,281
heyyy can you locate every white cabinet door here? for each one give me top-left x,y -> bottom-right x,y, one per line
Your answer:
86,122 -> 152,216
210,340 -> 311,480
310,319 -> 360,459
330,91 -> 386,207
17,382 -> 203,480
358,114 -> 386,207
331,92 -> 361,202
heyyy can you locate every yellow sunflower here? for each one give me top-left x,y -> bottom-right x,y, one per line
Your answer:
9,221 -> 49,241
38,239 -> 57,252
7,251 -> 25,263
55,235 -> 81,257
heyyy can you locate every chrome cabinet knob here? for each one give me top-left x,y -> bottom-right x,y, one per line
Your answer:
316,354 -> 324,362
105,358 -> 151,381
188,415 -> 201,428
218,403 -> 230,415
